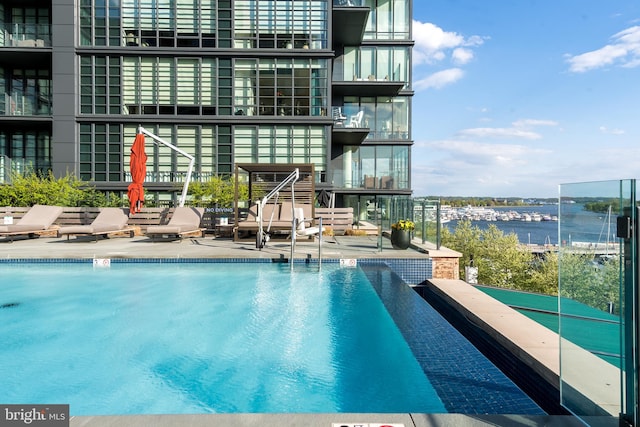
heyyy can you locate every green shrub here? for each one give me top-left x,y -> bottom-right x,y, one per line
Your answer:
0,172 -> 122,207
189,175 -> 248,207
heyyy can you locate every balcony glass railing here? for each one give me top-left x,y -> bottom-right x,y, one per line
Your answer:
1,93 -> 52,116
0,23 -> 51,47
326,169 -> 409,192
331,106 -> 367,128
124,171 -> 218,183
334,0 -> 365,6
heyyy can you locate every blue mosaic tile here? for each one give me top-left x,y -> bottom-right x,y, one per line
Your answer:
359,258 -> 433,284
361,264 -> 545,415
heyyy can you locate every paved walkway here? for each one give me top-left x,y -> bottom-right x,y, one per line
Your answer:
0,233 -> 458,261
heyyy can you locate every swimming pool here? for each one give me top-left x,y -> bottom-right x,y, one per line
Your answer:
0,261 -> 544,416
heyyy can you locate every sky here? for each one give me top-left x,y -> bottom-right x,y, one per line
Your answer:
410,1 -> 640,198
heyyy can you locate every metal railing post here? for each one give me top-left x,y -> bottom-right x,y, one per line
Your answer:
318,216 -> 322,271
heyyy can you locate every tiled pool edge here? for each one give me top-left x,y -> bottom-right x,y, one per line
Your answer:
0,257 -> 433,284
360,264 -> 545,415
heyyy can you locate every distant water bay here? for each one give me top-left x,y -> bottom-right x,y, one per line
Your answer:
444,204 -> 611,246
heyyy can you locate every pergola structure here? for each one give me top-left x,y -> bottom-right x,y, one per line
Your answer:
233,163 -> 315,240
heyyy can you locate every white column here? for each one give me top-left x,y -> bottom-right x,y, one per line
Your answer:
343,147 -> 352,188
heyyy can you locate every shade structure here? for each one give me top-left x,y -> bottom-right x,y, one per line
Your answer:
127,133 -> 147,215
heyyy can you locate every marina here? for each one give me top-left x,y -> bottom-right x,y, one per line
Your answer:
439,203 -> 620,255
440,205 -> 558,223
439,204 -> 561,246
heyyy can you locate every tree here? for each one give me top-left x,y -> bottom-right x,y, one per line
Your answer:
527,251 -> 558,295
559,252 -> 620,313
442,220 -> 555,293
188,175 -> 248,207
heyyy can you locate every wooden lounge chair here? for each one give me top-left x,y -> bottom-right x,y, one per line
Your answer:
146,207 -> 205,240
0,204 -> 63,242
57,207 -> 134,241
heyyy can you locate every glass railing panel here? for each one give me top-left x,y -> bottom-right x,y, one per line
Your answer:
3,92 -> 52,116
2,24 -> 51,47
413,198 -> 441,248
331,106 -> 367,128
0,155 -> 7,183
124,171 -> 217,183
558,179 -> 629,424
333,0 -> 365,7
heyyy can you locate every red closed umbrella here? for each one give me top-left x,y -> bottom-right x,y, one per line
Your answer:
127,133 -> 147,215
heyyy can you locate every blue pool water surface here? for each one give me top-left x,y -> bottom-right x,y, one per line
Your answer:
0,261 -> 546,416
0,262 -> 446,415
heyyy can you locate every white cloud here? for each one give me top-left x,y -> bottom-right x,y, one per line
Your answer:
456,119 -> 559,140
566,25 -> 640,72
457,127 -> 542,140
451,47 -> 474,65
411,139 -> 555,197
413,20 -> 486,66
599,126 -> 625,135
512,119 -> 559,128
414,68 -> 464,90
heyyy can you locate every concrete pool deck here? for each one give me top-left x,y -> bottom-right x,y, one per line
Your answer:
0,233 -> 446,260
0,234 -> 618,427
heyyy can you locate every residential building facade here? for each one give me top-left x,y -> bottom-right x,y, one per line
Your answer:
0,0 -> 413,221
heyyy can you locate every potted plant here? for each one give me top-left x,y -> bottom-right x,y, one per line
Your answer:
390,219 -> 414,249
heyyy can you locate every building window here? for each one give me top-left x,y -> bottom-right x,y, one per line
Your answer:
80,56 -> 122,115
10,6 -> 51,46
336,145 -> 409,190
80,123 -> 122,182
341,96 -> 409,140
120,0 -> 217,48
364,0 -> 410,40
3,68 -> 51,116
235,58 -> 328,117
234,0 -> 327,49
122,124 -> 222,183
234,125 -> 327,179
120,57 -> 217,115
341,46 -> 409,85
0,130 -> 51,175
79,0 -> 120,46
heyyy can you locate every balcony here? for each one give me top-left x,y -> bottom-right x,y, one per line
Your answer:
333,78 -> 405,97
332,107 -> 369,145
1,93 -> 52,117
327,170 -> 410,192
0,24 -> 51,48
332,0 -> 369,47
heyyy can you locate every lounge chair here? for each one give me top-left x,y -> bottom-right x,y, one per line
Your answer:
146,207 -> 205,240
57,208 -> 134,241
0,204 -> 63,242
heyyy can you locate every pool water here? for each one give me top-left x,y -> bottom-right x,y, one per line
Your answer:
0,262 -> 446,415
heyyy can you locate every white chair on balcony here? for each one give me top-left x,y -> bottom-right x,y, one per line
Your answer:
332,107 -> 347,127
347,111 -> 364,128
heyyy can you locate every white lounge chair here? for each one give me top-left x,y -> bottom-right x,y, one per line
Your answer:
0,204 -> 63,242
57,208 -> 134,241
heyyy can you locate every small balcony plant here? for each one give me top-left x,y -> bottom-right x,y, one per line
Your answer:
390,219 -> 414,249
391,219 -> 415,231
